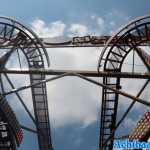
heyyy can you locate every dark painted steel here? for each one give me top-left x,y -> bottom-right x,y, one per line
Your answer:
98,15 -> 150,150
0,35 -> 150,48
21,125 -> 37,134
0,17 -> 52,150
2,72 -> 150,108
0,69 -> 150,78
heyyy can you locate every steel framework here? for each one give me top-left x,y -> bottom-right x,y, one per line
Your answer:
0,15 -> 149,150
98,15 -> 150,150
0,17 -> 52,150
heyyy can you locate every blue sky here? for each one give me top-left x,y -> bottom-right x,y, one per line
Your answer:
0,0 -> 150,150
0,0 -> 150,28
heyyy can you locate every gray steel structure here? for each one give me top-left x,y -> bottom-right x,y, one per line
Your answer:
0,15 -> 150,150
98,15 -> 150,150
0,97 -> 22,149
0,17 -> 53,150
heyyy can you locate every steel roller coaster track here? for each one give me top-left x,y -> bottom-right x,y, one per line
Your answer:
0,15 -> 149,150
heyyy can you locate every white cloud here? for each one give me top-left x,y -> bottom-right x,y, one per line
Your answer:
46,47 -> 101,127
31,19 -> 91,37
97,17 -> 104,27
91,15 -> 96,20
31,10 -> 130,38
44,46 -> 101,128
68,23 -> 89,36
31,19 -> 66,37
47,76 -> 100,128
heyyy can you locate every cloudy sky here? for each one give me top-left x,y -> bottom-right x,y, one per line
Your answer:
0,0 -> 150,150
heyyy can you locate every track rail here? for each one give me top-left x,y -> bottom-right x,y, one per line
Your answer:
98,15 -> 150,150
0,17 -> 53,150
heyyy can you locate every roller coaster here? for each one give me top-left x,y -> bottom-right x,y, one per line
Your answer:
0,15 -> 149,150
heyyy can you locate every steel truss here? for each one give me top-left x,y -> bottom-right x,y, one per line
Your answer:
0,75 -> 22,150
0,17 -> 52,150
98,15 -> 150,150
0,15 -> 149,150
